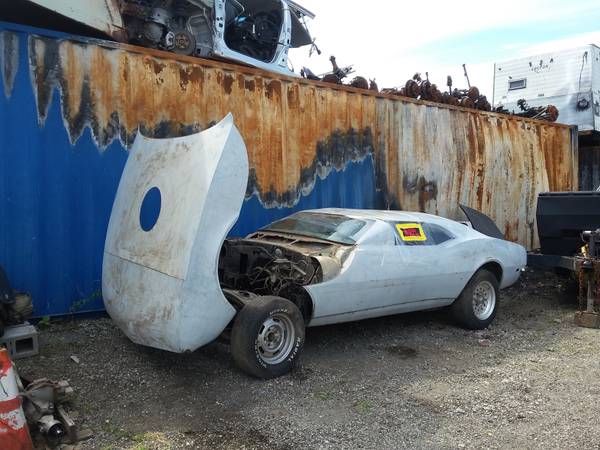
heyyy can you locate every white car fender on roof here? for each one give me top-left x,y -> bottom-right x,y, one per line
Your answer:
102,114 -> 249,353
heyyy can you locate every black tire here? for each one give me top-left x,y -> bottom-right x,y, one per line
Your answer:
231,296 -> 305,379
451,269 -> 499,330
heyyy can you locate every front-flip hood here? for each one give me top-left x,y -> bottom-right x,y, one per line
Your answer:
102,115 -> 249,353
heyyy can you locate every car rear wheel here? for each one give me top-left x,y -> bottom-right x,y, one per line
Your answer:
231,296 -> 305,379
451,269 -> 499,330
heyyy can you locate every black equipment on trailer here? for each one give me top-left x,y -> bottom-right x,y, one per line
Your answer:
536,191 -> 600,257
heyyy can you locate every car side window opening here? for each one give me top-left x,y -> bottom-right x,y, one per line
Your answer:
391,222 -> 455,246
224,0 -> 283,63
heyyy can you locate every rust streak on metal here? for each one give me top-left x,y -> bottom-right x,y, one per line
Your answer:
0,31 -> 19,98
26,35 -> 577,249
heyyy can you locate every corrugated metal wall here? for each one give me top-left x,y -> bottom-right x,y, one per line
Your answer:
0,22 -> 578,316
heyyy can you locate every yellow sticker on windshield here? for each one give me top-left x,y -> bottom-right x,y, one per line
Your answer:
396,223 -> 427,242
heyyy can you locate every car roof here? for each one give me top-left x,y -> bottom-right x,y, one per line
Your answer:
302,208 -> 447,223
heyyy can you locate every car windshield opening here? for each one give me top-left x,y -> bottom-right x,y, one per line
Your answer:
261,213 -> 367,245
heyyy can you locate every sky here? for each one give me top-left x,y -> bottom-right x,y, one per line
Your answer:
289,0 -> 600,102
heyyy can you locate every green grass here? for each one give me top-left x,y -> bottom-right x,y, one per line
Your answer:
38,316 -> 51,329
317,391 -> 333,401
354,400 -> 374,414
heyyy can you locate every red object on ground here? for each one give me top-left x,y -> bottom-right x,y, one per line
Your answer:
0,348 -> 33,450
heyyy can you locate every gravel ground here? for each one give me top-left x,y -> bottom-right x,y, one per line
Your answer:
16,269 -> 600,450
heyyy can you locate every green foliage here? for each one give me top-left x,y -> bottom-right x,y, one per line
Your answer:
38,316 -> 51,328
69,289 -> 102,314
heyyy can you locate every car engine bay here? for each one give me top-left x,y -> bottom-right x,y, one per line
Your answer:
219,238 -> 322,296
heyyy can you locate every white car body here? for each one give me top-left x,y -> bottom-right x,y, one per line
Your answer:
301,209 -> 525,327
102,117 -> 527,354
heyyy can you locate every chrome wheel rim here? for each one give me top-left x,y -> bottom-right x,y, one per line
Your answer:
256,314 -> 296,365
472,280 -> 496,321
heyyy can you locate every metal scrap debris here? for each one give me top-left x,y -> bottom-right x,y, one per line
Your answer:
494,99 -> 560,122
18,375 -> 93,447
302,58 -> 559,122
576,230 -> 600,328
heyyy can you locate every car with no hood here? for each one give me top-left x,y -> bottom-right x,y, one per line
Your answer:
102,116 -> 526,378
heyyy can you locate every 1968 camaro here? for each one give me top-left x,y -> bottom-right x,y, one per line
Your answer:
103,116 -> 527,378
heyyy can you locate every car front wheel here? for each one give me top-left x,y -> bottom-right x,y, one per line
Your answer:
231,296 -> 305,379
451,269 -> 499,330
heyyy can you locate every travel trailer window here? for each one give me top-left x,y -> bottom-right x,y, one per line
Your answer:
509,79 -> 527,91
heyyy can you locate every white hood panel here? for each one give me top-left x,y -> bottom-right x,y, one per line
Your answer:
102,114 -> 249,352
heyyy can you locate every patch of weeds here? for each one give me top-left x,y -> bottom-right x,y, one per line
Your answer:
100,445 -> 116,450
106,427 -> 136,440
354,400 -> 373,415
317,391 -> 333,401
80,401 -> 97,415
131,434 -> 146,442
70,289 -> 102,314
141,432 -> 170,444
127,432 -> 171,449
38,316 -> 51,329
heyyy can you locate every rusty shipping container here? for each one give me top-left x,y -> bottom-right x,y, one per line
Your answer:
0,22 -> 578,316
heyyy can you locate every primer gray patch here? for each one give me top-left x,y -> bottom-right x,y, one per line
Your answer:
1,31 -> 20,98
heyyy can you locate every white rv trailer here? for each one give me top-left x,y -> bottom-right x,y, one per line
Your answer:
493,44 -> 600,132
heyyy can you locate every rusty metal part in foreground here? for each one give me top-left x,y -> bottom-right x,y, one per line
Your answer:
576,230 -> 600,329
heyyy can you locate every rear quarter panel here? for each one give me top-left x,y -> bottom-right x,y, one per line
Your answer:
304,219 -> 526,326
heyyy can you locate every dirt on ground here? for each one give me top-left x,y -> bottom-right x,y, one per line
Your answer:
16,269 -> 600,450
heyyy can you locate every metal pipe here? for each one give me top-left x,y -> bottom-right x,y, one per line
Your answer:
587,272 -> 594,312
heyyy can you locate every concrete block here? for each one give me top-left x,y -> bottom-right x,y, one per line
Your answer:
0,322 -> 39,359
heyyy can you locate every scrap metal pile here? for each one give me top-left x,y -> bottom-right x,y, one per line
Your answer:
304,58 -> 559,122
494,99 -> 560,123
11,1 -> 560,122
381,73 -> 492,111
